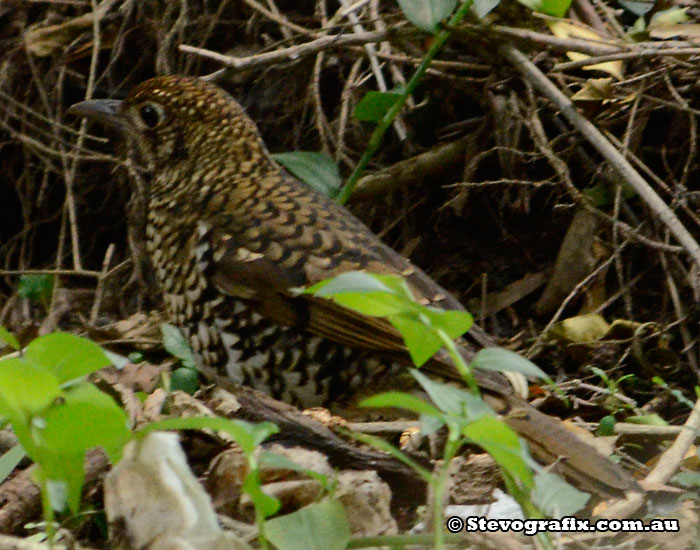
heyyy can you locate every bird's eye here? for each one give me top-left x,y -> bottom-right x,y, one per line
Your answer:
138,103 -> 164,128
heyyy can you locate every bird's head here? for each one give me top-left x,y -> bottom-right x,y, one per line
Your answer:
69,76 -> 271,180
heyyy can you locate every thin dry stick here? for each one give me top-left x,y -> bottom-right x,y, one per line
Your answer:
340,0 -> 371,16
180,29 -> 398,74
63,0 -> 118,271
500,44 -> 700,270
646,397 -> 700,484
554,48 -> 700,71
265,0 -> 293,40
590,0 -> 627,38
90,243 -> 115,324
310,51 -> 334,154
662,72 -> 698,191
338,0 -> 407,141
573,0 -> 608,34
240,0 -> 319,37
336,57 -> 364,164
370,0 -> 413,107
659,243 -> 699,376
0,269 -> 103,278
482,25 -> 627,56
601,130 -> 700,232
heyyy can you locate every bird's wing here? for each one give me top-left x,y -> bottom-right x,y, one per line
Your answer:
206,222 -> 410,355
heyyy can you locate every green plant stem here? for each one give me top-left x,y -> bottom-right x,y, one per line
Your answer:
38,473 -> 56,547
436,328 -> 480,396
337,0 -> 475,204
256,502 -> 269,550
432,437 -> 460,550
501,471 -> 554,550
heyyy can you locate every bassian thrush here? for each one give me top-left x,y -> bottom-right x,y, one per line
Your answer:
69,76 -> 635,495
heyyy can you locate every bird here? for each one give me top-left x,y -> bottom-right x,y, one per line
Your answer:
69,75 -> 636,496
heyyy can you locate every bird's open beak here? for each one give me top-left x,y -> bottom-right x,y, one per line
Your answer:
68,99 -> 129,132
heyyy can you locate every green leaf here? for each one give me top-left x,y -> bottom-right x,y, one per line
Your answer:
411,369 -> 492,419
307,272 -> 416,317
273,152 -> 342,198
598,415 -> 616,436
354,91 -> 402,122
471,347 -> 548,380
25,333 -> 111,384
390,315 -> 442,366
422,307 -> 473,339
18,274 -> 54,304
397,0 -> 457,33
160,323 -> 196,369
0,327 -> 20,350
243,471 -> 280,517
308,271 -> 394,296
420,412 -> 445,436
0,445 -> 25,484
265,499 -> 350,550
531,472 -> 589,517
463,416 -> 533,488
104,349 -> 129,370
38,384 -> 130,461
515,0 -> 541,11
583,181 -> 637,207
360,391 -> 444,419
672,471 -> 700,488
473,0 -> 501,18
541,0 -> 572,17
249,421 -> 280,448
625,413 -> 667,426
619,1 -> 653,16
307,272 -> 415,301
330,292 -> 414,317
170,367 -> 199,395
35,450 -> 85,513
0,358 -> 61,418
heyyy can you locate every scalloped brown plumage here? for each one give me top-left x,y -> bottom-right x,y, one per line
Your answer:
69,75 -> 637,497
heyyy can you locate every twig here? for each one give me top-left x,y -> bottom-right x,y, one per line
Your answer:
580,422 -> 684,438
646,396 -> 700,484
553,48 -> 700,72
310,51 -> 334,154
180,29 -> 408,74
350,135 -> 477,200
264,0 -> 293,41
240,0 -> 318,37
499,44 -> 700,270
90,243 -> 115,324
338,0 -> 408,141
0,269 -> 103,278
659,246 -> 699,377
336,57 -> 364,165
370,0 -> 414,107
479,24 -> 627,56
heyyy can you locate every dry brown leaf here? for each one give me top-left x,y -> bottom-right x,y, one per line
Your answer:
572,78 -> 615,102
547,20 -> 624,79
